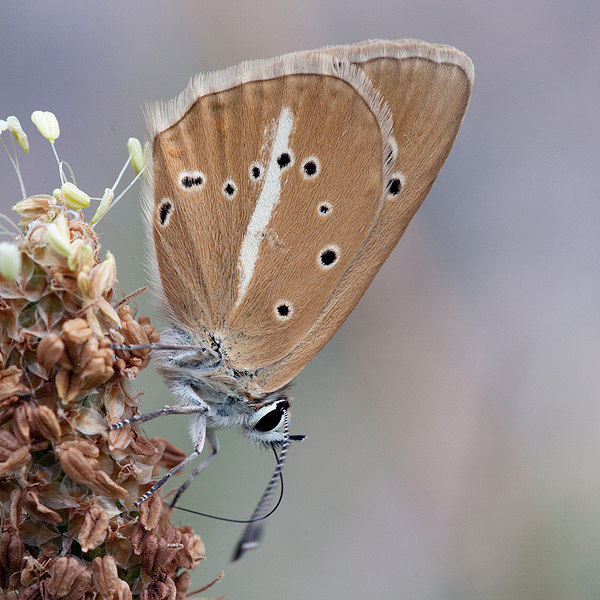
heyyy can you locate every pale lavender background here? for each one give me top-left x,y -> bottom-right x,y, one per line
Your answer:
1,1 -> 600,599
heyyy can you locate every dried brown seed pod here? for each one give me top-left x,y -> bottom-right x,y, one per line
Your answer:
88,470 -> 128,499
119,314 -> 149,357
48,557 -> 90,600
129,433 -> 159,458
54,368 -> 82,403
140,581 -> 171,600
7,533 -> 23,574
173,571 -> 190,600
140,534 -> 158,573
57,439 -> 100,458
0,429 -> 21,460
31,405 -> 62,442
114,579 -> 133,600
83,306 -> 104,338
80,345 -> 114,390
138,316 -> 160,344
91,555 -> 118,600
131,522 -> 146,554
0,530 -> 24,588
152,527 -> 182,574
12,403 -> 31,445
62,318 -> 93,345
62,570 -> 91,600
88,256 -> 116,299
20,581 -> 44,600
9,489 -> 22,531
107,422 -> 131,452
79,505 -> 110,553
36,334 -> 66,373
176,531 -> 206,570
13,194 -> 58,224
0,445 -> 31,477
21,489 -> 61,524
0,366 -> 27,401
54,368 -> 70,402
163,577 -> 176,600
55,445 -> 96,486
139,493 -> 163,532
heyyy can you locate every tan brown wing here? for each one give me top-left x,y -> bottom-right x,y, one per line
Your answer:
145,52 -> 395,360
252,40 -> 473,393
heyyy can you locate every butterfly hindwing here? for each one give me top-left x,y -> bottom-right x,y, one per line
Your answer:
252,40 -> 474,392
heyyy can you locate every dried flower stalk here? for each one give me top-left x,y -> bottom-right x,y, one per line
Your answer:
0,204 -> 208,599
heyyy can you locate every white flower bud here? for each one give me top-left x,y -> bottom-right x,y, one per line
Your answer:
54,212 -> 71,241
46,213 -> 71,258
31,111 -> 60,143
61,182 -> 90,209
91,188 -> 114,225
127,138 -> 145,174
7,116 -> 29,153
47,224 -> 72,258
0,242 -> 22,281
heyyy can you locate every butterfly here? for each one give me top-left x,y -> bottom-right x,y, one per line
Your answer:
111,38 -> 473,558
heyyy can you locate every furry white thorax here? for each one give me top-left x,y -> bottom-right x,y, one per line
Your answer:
154,327 -> 289,448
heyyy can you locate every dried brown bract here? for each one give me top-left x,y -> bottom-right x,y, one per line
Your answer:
0,208 -> 210,598
12,195 -> 59,225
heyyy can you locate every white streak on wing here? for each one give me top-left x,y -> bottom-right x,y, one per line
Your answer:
236,106 -> 294,305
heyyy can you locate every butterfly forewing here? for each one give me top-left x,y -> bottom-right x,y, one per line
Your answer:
149,54 -> 393,363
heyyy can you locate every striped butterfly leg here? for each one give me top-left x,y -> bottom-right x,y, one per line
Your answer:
107,398 -> 212,506
108,402 -> 210,431
132,408 -> 210,506
168,429 -> 220,508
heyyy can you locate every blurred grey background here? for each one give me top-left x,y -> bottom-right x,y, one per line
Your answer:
1,1 -> 599,599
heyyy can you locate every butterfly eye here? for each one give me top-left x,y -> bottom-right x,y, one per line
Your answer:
254,400 -> 289,433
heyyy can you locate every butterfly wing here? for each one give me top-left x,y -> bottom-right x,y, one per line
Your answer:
251,40 -> 474,393
145,52 -> 395,365
145,41 -> 472,395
